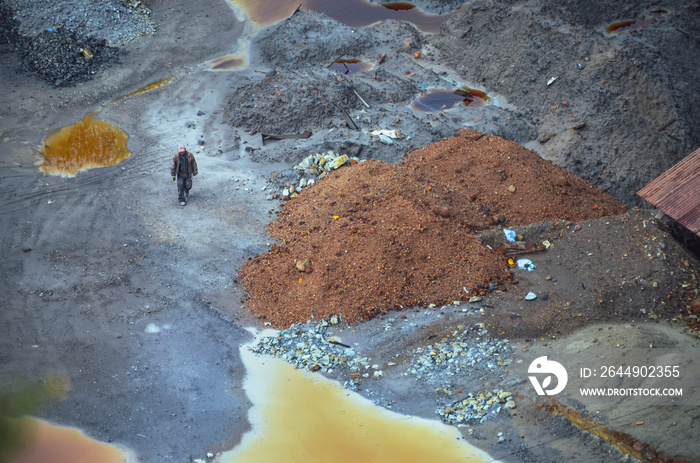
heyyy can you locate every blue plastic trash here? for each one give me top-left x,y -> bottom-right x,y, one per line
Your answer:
517,258 -> 536,271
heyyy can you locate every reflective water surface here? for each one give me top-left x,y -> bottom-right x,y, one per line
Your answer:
5,417 -> 128,463
217,339 -> 493,463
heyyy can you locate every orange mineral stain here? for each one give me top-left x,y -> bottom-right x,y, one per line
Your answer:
38,113 -> 130,176
217,336 -> 492,463
5,417 -> 129,463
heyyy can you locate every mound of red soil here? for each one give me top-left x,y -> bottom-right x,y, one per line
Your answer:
239,129 -> 627,327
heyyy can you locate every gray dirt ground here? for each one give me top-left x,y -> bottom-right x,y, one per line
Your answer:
1,0 -> 700,462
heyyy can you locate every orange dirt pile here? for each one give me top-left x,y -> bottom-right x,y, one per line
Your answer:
239,129 -> 628,327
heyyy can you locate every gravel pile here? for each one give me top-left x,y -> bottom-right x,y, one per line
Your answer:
436,389 -> 516,425
2,0 -> 154,86
0,1 -> 19,44
405,322 -> 516,425
20,28 -> 119,87
409,323 -> 511,382
249,318 -> 381,390
3,0 -> 154,46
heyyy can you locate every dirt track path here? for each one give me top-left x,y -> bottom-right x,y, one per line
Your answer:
0,1 -> 277,459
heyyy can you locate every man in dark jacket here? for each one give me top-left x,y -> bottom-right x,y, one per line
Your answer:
170,144 -> 198,206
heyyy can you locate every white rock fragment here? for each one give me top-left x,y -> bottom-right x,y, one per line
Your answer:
144,323 -> 161,333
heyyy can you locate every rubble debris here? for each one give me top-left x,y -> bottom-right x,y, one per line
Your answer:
437,389 -> 516,425
284,150 -> 362,199
409,324 -> 510,381
249,320 -> 374,389
367,129 -> 403,144
19,28 -> 119,86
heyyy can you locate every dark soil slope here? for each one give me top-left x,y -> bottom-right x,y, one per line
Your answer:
430,0 -> 700,206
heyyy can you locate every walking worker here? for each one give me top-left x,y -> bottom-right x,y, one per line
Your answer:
171,144 -> 198,206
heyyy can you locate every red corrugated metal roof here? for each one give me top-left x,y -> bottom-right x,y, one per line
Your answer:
637,147 -> 700,236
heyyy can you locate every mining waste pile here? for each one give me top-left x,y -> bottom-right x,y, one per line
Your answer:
1,0 -> 700,462
0,0 -> 152,87
17,29 -> 119,87
239,129 -> 627,326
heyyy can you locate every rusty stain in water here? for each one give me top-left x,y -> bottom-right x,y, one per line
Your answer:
5,416 -> 129,463
38,112 -> 130,176
605,9 -> 667,34
229,0 -> 454,33
412,87 -> 490,112
217,339 -> 492,463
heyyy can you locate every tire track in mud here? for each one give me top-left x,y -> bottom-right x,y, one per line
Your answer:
0,140 -> 175,217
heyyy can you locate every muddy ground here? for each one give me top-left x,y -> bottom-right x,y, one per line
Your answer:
1,0 -> 700,462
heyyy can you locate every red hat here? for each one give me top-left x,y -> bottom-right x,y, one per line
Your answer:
178,145 -> 186,152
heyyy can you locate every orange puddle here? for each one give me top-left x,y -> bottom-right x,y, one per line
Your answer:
217,333 -> 493,463
4,417 -> 129,463
107,77 -> 174,108
228,0 -> 454,32
38,113 -> 130,176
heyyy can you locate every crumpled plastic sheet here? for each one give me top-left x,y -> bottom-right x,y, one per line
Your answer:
517,258 -> 536,271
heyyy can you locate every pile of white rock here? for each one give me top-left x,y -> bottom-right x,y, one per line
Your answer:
249,319 -> 381,389
409,324 -> 511,381
437,389 -> 516,425
281,150 -> 362,199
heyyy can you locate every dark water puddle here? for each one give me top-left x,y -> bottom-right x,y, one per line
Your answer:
329,59 -> 372,75
605,9 -> 667,34
229,0 -> 455,33
5,417 -> 130,463
412,87 -> 491,112
382,3 -> 416,11
216,332 -> 493,462
38,113 -> 130,177
207,53 -> 248,71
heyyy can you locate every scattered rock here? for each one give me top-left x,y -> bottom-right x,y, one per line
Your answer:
249,320 -> 373,389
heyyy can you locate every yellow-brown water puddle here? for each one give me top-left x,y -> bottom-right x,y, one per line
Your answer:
37,112 -> 130,176
217,332 -> 493,463
105,76 -> 175,109
228,0 -> 454,32
37,76 -> 180,176
4,416 -> 131,463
